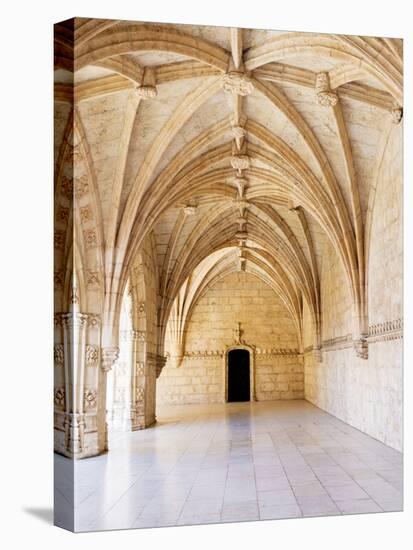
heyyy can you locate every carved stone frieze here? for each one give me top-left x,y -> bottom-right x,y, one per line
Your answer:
256,348 -> 299,357
368,319 -> 403,342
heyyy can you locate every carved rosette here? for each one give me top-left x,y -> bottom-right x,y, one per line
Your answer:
101,347 -> 120,372
54,387 -> 65,407
353,338 -> 368,360
231,154 -> 250,171
84,389 -> 97,409
222,72 -> 254,96
315,73 -> 338,107
135,85 -> 157,99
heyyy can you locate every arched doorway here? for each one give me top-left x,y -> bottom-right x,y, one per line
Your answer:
227,349 -> 251,402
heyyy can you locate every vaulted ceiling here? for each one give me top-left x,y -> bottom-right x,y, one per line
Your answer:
54,18 -> 403,350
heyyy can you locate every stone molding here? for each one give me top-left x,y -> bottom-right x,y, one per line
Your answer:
367,318 -> 403,342
304,319 -> 403,358
54,312 -> 101,327
182,348 -> 298,359
322,334 -> 353,352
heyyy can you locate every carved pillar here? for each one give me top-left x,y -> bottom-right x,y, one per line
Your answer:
61,312 -> 88,457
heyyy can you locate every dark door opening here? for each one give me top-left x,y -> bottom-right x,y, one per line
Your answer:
227,349 -> 250,402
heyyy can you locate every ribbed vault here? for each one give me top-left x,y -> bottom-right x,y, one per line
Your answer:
54,17 -> 403,365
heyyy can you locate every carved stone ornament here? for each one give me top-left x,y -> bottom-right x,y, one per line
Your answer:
86,345 -> 99,365
74,175 -> 89,199
54,230 -> 65,250
80,206 -> 92,224
391,106 -> 403,124
231,125 -> 246,139
231,154 -> 250,171
54,270 -> 64,289
54,387 -> 65,407
84,229 -> 98,249
54,344 -> 64,364
315,72 -> 338,107
86,271 -> 100,287
84,389 -> 97,409
58,206 -> 69,223
222,71 -> 254,96
231,176 -> 248,198
60,176 -> 73,199
101,347 -> 120,372
136,387 -> 145,403
183,205 -> 198,216
353,338 -> 368,360
135,85 -> 157,99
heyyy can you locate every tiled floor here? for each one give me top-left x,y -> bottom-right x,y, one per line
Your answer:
55,400 -> 403,531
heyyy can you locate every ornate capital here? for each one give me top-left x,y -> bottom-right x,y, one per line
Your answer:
223,71 -> 254,96
315,73 -> 338,107
101,347 -> 120,372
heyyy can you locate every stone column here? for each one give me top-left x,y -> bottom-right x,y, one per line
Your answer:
61,312 -> 88,457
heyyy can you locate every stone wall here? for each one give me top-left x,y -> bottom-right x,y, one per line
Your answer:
304,124 -> 402,451
157,271 -> 303,404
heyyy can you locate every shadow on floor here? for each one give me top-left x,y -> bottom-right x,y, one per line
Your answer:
23,507 -> 53,524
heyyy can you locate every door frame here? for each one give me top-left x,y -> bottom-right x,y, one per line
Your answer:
223,344 -> 256,403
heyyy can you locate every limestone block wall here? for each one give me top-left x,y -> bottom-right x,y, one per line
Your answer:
157,272 -> 303,404
304,126 -> 402,450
